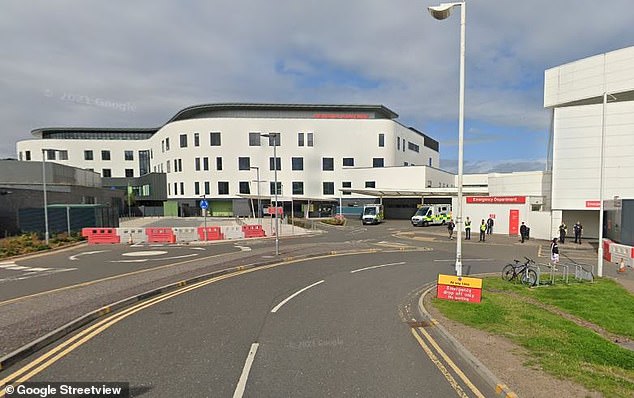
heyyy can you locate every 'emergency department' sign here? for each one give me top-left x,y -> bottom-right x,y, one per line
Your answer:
437,274 -> 483,303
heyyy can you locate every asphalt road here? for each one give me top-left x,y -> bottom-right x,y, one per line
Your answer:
12,250 -> 501,397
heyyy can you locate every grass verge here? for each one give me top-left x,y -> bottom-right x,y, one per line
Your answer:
0,232 -> 85,259
432,277 -> 634,397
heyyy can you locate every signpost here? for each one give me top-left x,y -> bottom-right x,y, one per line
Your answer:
436,274 -> 482,303
200,198 -> 209,241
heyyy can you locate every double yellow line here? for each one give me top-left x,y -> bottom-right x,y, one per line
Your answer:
0,262 -> 277,397
410,323 -> 486,398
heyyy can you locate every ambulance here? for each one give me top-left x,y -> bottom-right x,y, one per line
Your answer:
410,204 -> 451,227
362,204 -> 384,225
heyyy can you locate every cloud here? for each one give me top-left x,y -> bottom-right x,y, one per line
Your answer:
1,0 -> 632,164
441,158 -> 547,174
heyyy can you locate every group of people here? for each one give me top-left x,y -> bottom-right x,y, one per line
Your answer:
558,221 -> 584,244
447,216 -> 494,242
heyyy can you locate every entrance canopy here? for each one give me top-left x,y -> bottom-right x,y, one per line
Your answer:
339,187 -> 488,198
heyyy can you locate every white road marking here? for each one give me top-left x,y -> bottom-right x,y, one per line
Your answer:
234,245 -> 252,252
271,280 -> 325,313
109,253 -> 199,263
110,259 -> 148,263
232,343 -> 259,398
122,251 -> 167,257
433,258 -> 494,262
24,267 -> 51,272
69,250 -> 108,261
350,261 -> 406,274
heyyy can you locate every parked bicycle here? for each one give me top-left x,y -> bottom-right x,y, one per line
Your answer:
502,257 -> 538,286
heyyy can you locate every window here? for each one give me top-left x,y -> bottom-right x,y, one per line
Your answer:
125,150 -> 134,161
204,181 -> 210,195
180,182 -> 184,195
365,181 -> 376,188
342,181 -> 352,195
161,140 -> 165,153
343,158 -> 354,167
373,158 -> 384,167
194,182 -> 200,195
25,151 -> 31,161
397,137 -> 400,151
165,138 -> 170,151
216,157 -> 223,170
292,181 -> 304,195
125,169 -> 134,177
101,150 -> 111,161
268,133 -> 280,146
269,157 -> 281,171
44,149 -> 56,160
139,150 -> 150,175
19,152 -> 22,161
102,169 -> 112,177
173,159 -> 177,172
249,132 -> 261,146
239,181 -> 250,194
168,183 -> 170,195
307,132 -> 314,147
195,158 -> 201,171
323,182 -> 335,195
429,157 -> 433,167
298,132 -> 304,146
178,159 -> 183,172
203,157 -> 209,171
427,180 -> 432,188
84,150 -> 93,161
270,181 -> 282,195
291,157 -> 303,171
218,181 -> 229,195
174,182 -> 177,195
408,142 -> 420,153
166,161 -> 171,173
58,150 -> 68,160
379,133 -> 385,147
180,134 -> 188,148
238,157 -> 250,171
322,157 -> 334,171
194,132 -> 200,147
210,132 -> 221,146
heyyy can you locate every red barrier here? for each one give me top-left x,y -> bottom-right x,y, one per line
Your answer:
81,228 -> 121,244
197,226 -> 224,241
242,224 -> 266,238
146,228 -> 176,243
602,239 -> 612,262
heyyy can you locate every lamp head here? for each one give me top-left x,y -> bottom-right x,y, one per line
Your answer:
428,2 -> 460,20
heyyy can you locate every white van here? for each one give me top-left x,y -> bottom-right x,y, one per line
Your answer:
411,204 -> 451,227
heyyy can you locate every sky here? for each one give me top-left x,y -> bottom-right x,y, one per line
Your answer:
1,0 -> 633,173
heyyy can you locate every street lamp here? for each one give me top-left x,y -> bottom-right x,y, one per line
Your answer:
261,133 -> 279,255
597,92 -> 616,278
41,148 -> 50,245
428,1 -> 466,276
250,166 -> 261,225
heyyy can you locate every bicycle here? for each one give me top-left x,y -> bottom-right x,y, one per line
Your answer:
502,257 -> 538,286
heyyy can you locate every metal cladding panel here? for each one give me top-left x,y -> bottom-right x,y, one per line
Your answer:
544,46 -> 634,108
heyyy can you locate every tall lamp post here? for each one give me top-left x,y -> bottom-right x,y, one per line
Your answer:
250,166 -> 261,225
261,133 -> 279,256
428,1 -> 466,276
41,148 -> 50,245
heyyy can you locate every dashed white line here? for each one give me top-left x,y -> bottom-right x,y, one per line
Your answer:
232,343 -> 259,398
350,262 -> 406,274
271,280 -> 325,313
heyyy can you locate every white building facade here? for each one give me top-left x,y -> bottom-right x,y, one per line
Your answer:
545,46 -> 634,239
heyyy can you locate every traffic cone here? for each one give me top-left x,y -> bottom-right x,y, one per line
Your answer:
618,259 -> 626,273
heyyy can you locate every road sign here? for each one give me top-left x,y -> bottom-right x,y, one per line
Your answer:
266,206 -> 283,215
437,274 -> 482,303
200,199 -> 208,210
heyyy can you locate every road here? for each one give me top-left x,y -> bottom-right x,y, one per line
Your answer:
3,250 -> 500,397
2,219 -> 590,397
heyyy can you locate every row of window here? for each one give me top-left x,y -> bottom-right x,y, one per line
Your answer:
19,150 -> 147,162
102,168 -> 135,178
396,137 -> 420,153
168,180 -> 378,197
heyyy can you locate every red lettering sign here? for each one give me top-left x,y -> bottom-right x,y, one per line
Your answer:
437,284 -> 482,303
266,207 -> 284,215
585,200 -> 600,208
313,113 -> 370,119
466,196 -> 526,204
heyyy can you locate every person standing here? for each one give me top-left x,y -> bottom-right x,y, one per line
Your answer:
573,221 -> 583,244
550,237 -> 560,265
519,222 -> 528,243
464,217 -> 471,240
479,219 -> 486,242
486,217 -> 494,235
447,218 -> 455,240
559,222 -> 567,244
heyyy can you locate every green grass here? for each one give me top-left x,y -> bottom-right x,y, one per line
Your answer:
433,277 -> 634,397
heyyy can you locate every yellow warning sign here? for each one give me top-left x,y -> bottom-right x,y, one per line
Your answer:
438,274 -> 483,289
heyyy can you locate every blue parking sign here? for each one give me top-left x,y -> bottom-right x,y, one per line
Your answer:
200,199 -> 209,210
